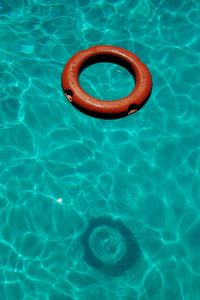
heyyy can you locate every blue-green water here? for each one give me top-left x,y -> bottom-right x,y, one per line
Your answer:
0,0 -> 200,299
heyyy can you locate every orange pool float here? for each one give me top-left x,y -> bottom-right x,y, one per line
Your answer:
61,45 -> 152,119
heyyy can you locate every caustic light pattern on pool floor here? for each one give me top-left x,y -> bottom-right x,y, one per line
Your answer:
0,0 -> 200,299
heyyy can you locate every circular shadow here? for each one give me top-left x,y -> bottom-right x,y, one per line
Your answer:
81,216 -> 141,277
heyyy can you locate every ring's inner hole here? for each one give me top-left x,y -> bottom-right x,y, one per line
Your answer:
79,54 -> 135,101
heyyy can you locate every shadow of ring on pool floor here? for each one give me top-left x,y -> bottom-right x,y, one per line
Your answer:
81,216 -> 141,277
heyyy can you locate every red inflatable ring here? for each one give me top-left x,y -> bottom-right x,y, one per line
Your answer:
61,45 -> 152,119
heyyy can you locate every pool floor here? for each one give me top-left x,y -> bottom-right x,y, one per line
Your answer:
0,0 -> 200,299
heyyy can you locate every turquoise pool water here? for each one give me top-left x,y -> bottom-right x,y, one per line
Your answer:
0,0 -> 200,299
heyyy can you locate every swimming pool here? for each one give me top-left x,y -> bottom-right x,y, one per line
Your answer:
0,0 -> 200,299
